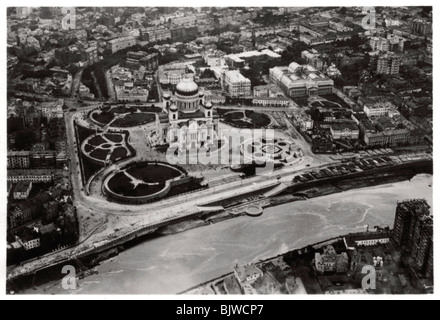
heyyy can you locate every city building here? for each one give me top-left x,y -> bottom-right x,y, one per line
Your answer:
114,80 -> 149,102
43,201 -> 60,223
234,265 -> 264,285
376,53 -> 401,75
39,99 -> 64,119
140,27 -> 172,43
16,7 -> 32,19
343,86 -> 362,99
224,50 -> 281,69
18,233 -> 41,251
393,199 -> 433,280
7,169 -> 56,183
314,245 -> 349,274
412,19 -> 432,36
158,62 -> 194,85
387,34 -> 406,53
170,25 -> 198,42
30,144 -> 56,169
224,71 -> 251,97
325,64 -> 341,78
202,49 -> 226,67
172,14 -> 197,26
253,84 -> 285,98
204,94 -> 226,105
106,37 -> 137,54
7,182 -> 13,198
344,232 -> 391,250
370,37 -> 390,52
295,113 -> 314,132
329,18 -> 354,32
252,97 -> 292,108
269,62 -> 334,98
9,192 -> 53,228
84,46 -> 99,65
361,99 -> 399,118
393,199 -> 431,249
301,49 -> 324,71
7,151 -> 31,169
156,75 -> 219,150
13,181 -> 33,200
364,129 -> 411,148
140,53 -> 159,71
329,122 -> 360,140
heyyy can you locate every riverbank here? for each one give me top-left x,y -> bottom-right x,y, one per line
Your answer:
13,172 -> 432,295
156,164 -> 430,237
7,161 -> 432,294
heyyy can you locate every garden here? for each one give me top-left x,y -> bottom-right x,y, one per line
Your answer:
105,162 -> 185,198
111,112 -> 156,127
81,132 -> 133,164
91,106 -> 157,127
221,110 -> 271,128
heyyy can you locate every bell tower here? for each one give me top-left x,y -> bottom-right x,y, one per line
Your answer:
204,101 -> 213,118
169,103 -> 178,121
163,92 -> 171,112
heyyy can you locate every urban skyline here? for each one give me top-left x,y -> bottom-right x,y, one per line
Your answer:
5,5 -> 434,298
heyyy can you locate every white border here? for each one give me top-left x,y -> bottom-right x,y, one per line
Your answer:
1,0 -> 438,301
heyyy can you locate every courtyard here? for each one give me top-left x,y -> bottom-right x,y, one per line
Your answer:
220,109 -> 272,128
81,132 -> 133,164
91,105 -> 158,128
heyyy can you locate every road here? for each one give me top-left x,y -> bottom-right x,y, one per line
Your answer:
63,103 -> 340,224
8,112 -> 431,281
8,100 -> 430,281
105,69 -> 116,101
71,69 -> 84,98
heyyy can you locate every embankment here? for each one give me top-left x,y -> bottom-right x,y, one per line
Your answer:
7,159 -> 432,293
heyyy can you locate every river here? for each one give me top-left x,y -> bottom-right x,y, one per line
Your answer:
25,174 -> 433,295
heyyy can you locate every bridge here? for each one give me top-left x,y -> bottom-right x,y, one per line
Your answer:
197,206 -> 225,213
263,183 -> 289,198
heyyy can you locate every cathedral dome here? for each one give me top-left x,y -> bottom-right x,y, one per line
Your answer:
169,103 -> 178,112
176,76 -> 199,96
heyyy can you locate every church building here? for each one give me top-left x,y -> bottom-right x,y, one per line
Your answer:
156,75 -> 219,150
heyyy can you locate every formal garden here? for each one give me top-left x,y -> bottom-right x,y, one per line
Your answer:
91,105 -> 159,127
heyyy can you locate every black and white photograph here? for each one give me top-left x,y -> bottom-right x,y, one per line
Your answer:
2,2 -> 437,302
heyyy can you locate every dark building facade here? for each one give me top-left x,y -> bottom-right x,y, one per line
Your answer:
393,199 -> 433,280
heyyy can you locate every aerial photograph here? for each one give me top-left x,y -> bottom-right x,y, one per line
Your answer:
5,5 -> 433,297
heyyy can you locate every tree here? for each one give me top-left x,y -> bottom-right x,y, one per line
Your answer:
200,68 -> 216,79
340,7 -> 347,15
362,53 -> 371,69
39,7 -> 54,19
15,129 -> 37,150
281,41 -> 310,64
334,76 -> 348,88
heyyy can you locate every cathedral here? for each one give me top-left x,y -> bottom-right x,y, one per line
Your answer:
156,75 -> 219,151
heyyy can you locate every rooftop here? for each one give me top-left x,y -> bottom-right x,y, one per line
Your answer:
176,76 -> 199,95
235,265 -> 263,282
225,70 -> 251,83
14,181 -> 32,193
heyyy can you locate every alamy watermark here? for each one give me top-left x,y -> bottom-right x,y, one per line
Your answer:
362,7 -> 377,31
61,265 -> 77,290
61,263 -> 378,291
61,6 -> 376,31
61,7 -> 76,30
361,265 -> 377,290
165,128 -> 276,177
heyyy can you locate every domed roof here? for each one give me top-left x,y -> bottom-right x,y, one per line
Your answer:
176,76 -> 199,96
288,62 -> 301,72
169,103 -> 178,112
163,92 -> 171,99
204,101 -> 213,109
